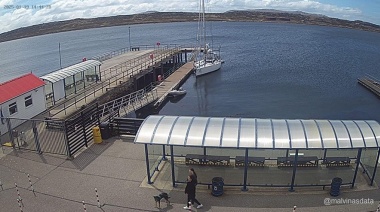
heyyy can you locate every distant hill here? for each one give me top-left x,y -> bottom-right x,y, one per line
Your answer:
1,10 -> 379,43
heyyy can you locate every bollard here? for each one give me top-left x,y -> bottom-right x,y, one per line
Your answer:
293,205 -> 297,211
15,183 -> 22,202
0,179 -> 3,190
17,198 -> 23,212
27,174 -> 34,193
95,188 -> 102,208
82,201 -> 87,212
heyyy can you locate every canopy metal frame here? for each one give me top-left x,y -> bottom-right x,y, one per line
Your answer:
135,116 -> 380,191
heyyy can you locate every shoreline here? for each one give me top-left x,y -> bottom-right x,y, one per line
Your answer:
1,11 -> 379,43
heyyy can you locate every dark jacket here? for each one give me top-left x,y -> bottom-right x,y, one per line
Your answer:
185,175 -> 196,196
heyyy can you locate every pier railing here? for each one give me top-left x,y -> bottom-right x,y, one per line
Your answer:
92,44 -> 186,62
49,47 -> 181,118
98,82 -> 158,122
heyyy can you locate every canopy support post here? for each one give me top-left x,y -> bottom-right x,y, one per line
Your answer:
370,148 -> 380,186
170,145 -> 176,187
352,148 -> 362,188
289,149 -> 299,192
241,148 -> 249,191
144,144 -> 152,184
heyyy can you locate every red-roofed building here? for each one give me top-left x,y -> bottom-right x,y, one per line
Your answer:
0,73 -> 46,135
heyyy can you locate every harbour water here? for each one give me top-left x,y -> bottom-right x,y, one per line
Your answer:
1,22 -> 380,121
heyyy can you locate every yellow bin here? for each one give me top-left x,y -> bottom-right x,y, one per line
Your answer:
93,126 -> 102,144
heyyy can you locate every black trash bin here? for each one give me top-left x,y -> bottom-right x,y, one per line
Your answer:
330,177 -> 342,197
211,177 -> 224,197
99,122 -> 111,139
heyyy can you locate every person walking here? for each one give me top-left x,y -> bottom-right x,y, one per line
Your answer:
184,174 -> 203,210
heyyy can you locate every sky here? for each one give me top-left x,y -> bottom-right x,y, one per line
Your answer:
0,0 -> 379,34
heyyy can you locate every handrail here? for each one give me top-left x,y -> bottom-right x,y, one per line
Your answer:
98,82 -> 159,122
91,44 -> 189,62
50,47 -> 181,118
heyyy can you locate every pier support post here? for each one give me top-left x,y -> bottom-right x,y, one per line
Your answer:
185,50 -> 188,62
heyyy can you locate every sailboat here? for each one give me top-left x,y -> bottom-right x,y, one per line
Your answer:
194,0 -> 223,77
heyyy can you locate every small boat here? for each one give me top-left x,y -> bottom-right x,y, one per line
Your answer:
168,87 -> 187,97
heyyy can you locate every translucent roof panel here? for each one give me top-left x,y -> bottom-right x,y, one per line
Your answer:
167,117 -> 193,146
134,115 -> 380,149
40,60 -> 101,83
343,121 -> 364,148
203,118 -> 224,147
221,118 -> 239,148
256,119 -> 273,148
302,120 -> 322,149
329,120 -> 351,148
151,116 -> 177,145
287,120 -> 306,149
354,121 -> 377,147
272,119 -> 290,149
186,117 -> 209,146
239,119 -> 256,148
316,120 -> 338,149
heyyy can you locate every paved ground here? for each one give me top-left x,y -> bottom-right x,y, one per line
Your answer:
1,137 -> 379,212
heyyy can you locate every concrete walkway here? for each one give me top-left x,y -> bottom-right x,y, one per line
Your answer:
0,138 -> 379,212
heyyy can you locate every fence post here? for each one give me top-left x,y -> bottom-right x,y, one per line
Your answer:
15,183 -> 22,202
81,110 -> 88,147
5,118 -> 15,148
95,188 -> 103,208
82,201 -> 87,212
27,174 -> 35,193
32,121 -> 42,154
63,121 -> 72,158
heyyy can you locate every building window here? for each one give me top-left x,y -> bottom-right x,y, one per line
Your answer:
25,95 -> 33,107
9,102 -> 17,115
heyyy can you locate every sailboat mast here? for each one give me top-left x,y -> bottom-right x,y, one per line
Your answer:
201,0 -> 206,62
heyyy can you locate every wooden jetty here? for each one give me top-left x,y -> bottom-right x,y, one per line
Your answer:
358,76 -> 380,97
154,62 -> 194,107
98,61 -> 195,121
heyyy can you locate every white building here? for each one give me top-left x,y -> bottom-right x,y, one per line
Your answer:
0,73 -> 46,136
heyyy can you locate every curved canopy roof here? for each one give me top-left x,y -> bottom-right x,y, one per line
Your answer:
134,115 -> 380,149
40,60 -> 101,83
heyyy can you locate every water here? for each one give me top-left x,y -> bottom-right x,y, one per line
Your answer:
1,22 -> 380,121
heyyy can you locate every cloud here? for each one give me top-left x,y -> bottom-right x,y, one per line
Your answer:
0,0 -> 369,34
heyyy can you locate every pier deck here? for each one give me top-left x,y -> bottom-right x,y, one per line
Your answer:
154,62 -> 194,107
49,47 -> 181,119
98,61 -> 195,120
358,76 -> 380,97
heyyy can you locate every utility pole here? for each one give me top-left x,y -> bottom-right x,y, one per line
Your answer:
128,27 -> 131,51
59,42 -> 62,69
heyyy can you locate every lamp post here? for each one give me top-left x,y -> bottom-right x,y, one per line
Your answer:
128,27 -> 131,51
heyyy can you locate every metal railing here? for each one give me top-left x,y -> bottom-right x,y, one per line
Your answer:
98,83 -> 158,122
92,44 -> 187,62
49,47 -> 181,118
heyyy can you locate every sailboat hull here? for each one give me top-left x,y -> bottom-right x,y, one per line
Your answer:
195,61 -> 222,76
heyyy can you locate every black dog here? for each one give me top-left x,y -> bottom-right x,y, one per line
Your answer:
153,192 -> 170,208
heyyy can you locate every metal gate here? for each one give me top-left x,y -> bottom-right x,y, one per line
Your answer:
65,103 -> 100,157
0,117 -> 68,155
112,117 -> 144,135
